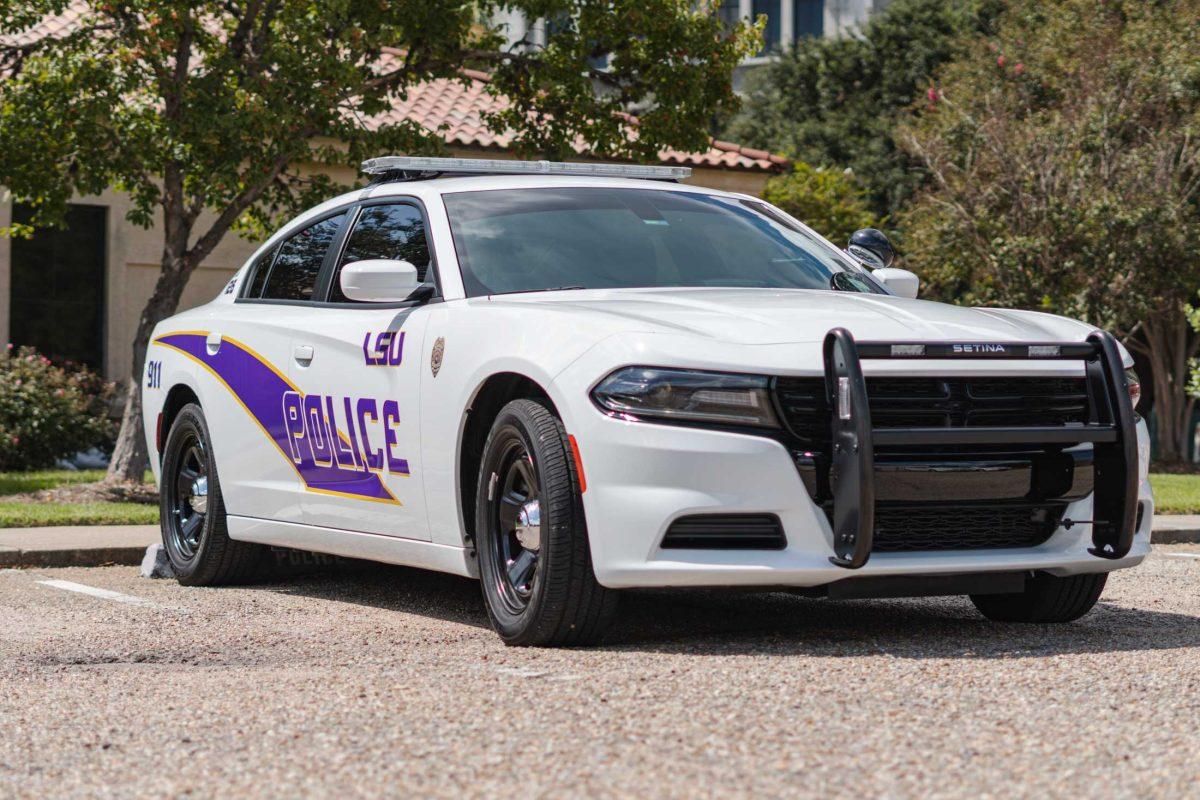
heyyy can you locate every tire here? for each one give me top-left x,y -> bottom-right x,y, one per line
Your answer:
970,572 -> 1107,623
159,403 -> 262,585
475,399 -> 618,646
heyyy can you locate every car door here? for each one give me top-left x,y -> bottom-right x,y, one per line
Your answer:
285,200 -> 434,540
169,211 -> 349,524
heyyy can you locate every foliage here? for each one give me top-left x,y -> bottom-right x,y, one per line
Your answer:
0,346 -> 115,471
761,162 -> 877,246
898,0 -> 1200,459
723,0 -> 1001,217
0,0 -> 759,480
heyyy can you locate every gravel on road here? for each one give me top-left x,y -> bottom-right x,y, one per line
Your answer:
2,546 -> 1199,798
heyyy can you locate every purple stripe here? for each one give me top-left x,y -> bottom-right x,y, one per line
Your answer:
157,333 -> 395,503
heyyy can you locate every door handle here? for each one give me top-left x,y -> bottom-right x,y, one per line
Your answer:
205,332 -> 221,355
293,344 -> 315,365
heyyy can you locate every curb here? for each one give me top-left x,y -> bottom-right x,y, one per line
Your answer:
0,545 -> 149,569
1150,530 -> 1200,545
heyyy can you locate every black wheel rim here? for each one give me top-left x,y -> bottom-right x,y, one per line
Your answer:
487,437 -> 542,617
166,431 -> 208,561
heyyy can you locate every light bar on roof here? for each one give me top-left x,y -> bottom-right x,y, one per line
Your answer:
360,156 -> 691,180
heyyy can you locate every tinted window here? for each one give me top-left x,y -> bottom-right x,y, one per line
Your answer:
444,188 -> 879,297
261,213 -> 345,301
330,204 -> 431,303
244,244 -> 278,299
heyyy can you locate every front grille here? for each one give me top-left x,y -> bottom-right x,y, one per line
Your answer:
871,503 -> 1064,552
775,376 -> 1091,450
661,514 -> 786,550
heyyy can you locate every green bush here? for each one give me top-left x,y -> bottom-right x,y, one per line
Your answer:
0,346 -> 115,471
762,162 -> 879,247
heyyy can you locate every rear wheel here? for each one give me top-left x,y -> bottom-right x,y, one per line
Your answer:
970,572 -> 1107,623
160,403 -> 262,585
475,399 -> 617,646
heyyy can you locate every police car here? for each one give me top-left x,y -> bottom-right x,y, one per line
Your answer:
143,157 -> 1152,646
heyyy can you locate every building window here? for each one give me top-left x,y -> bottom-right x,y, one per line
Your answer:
793,0 -> 824,40
752,0 -> 782,53
717,0 -> 741,30
9,203 -> 106,369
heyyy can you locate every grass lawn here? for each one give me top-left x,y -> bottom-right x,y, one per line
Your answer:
0,469 -> 157,528
0,469 -> 107,495
1148,473 -> 1200,515
0,501 -> 157,527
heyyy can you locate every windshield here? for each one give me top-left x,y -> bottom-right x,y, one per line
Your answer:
442,187 -> 882,296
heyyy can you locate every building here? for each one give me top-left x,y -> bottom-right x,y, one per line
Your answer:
495,0 -> 889,69
0,64 -> 786,383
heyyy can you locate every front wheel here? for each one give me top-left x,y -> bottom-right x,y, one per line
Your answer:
970,572 -> 1107,623
475,399 -> 617,646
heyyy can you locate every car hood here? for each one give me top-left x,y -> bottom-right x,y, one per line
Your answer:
491,287 -> 1096,346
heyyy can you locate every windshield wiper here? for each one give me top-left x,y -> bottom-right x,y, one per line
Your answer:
488,286 -> 587,297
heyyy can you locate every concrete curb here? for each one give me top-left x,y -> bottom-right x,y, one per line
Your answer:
0,525 -> 158,569
0,519 -> 1196,570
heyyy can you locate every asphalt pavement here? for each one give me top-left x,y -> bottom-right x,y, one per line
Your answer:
2,547 -> 1199,798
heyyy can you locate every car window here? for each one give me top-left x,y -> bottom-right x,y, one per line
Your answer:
329,204 -> 431,303
243,244 -> 279,299
443,188 -> 882,297
260,213 -> 346,301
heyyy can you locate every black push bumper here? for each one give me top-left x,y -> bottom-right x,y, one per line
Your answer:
822,328 -> 1139,569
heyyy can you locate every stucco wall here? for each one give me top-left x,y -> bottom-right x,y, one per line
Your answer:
0,163 -> 771,381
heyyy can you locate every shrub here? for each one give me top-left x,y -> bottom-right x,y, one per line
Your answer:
762,162 -> 879,247
0,346 -> 116,471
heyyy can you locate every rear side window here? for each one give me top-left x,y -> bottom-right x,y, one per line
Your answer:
244,244 -> 278,299
330,204 -> 431,303
260,213 -> 345,301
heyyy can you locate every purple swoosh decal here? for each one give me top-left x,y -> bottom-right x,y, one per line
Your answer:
154,332 -> 398,504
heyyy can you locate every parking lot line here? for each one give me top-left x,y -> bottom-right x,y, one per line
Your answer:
1161,552 -> 1200,560
35,579 -> 158,606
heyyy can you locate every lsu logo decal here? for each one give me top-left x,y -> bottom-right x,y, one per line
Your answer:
152,331 -> 402,505
363,331 -> 405,366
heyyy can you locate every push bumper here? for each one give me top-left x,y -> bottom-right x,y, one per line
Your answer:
561,330 -> 1150,590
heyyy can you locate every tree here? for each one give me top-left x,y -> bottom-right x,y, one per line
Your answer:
722,0 -> 1001,218
761,162 -> 877,246
899,0 -> 1200,460
0,0 -> 758,481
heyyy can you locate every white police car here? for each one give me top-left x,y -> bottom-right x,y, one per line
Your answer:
143,157 -> 1152,646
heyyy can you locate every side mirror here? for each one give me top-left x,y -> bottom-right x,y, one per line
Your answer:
339,259 -> 420,302
847,228 -> 895,269
872,267 -> 920,299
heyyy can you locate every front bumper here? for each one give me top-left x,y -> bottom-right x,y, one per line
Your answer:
559,331 -> 1151,590
570,407 -> 1151,588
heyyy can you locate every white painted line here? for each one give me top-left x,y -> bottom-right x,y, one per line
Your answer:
1161,553 -> 1200,560
36,579 -> 159,606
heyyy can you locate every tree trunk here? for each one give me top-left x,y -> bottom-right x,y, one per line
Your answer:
105,196 -> 196,482
1137,314 -> 1200,464
104,267 -> 189,482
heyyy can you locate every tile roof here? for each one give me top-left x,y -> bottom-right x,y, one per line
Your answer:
370,49 -> 785,172
4,15 -> 786,173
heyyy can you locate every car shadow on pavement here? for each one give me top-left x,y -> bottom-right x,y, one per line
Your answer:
247,560 -> 1200,659
602,590 -> 1200,659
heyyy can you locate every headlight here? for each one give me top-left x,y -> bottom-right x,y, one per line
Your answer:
591,367 -> 780,428
1126,368 -> 1141,410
